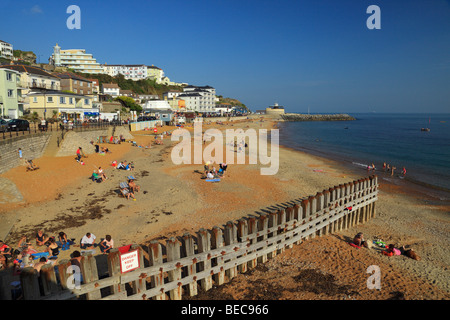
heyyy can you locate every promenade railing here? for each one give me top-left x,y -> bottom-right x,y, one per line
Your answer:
0,176 -> 378,300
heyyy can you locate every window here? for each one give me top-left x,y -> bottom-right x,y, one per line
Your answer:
6,72 -> 12,81
7,89 -> 14,97
47,96 -> 53,103
74,80 -> 77,85
84,99 -> 89,105
60,97 -> 66,104
69,97 -> 73,104
33,97 -> 37,103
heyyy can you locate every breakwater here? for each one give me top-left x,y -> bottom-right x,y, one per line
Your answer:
280,113 -> 356,121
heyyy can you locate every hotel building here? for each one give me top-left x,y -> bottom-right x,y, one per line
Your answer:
49,43 -> 104,74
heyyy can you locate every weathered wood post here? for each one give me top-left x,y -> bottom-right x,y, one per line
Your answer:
268,211 -> 278,258
322,189 -> 330,235
371,175 -> 378,218
130,244 -> 146,296
354,179 -> 363,226
247,216 -> 258,269
224,221 -> 238,281
0,268 -> 13,300
211,226 -> 225,285
315,192 -> 324,237
277,208 -> 286,254
20,267 -> 40,300
40,264 -> 59,296
294,204 -> 303,244
106,248 -> 125,296
148,240 -> 165,300
166,237 -> 182,300
301,198 -> 310,239
196,228 -> 213,291
236,219 -> 248,273
56,259 -> 73,293
257,213 -> 269,263
337,185 -> 346,231
308,195 -> 317,238
81,253 -> 101,300
181,232 -> 198,297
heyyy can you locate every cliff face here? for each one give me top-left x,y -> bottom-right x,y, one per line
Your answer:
280,113 -> 356,121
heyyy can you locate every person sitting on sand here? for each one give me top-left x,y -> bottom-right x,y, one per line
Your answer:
80,232 -> 97,250
35,230 -> 50,247
98,167 -> 107,180
116,161 -> 125,170
47,238 -> 59,258
57,232 -> 76,250
99,235 -> 114,254
128,178 -> 140,193
206,171 -> 214,179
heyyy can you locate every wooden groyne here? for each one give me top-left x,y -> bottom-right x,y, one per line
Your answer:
280,113 -> 356,121
0,176 -> 378,300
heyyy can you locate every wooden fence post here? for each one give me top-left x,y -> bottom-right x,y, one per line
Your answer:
277,208 -> 287,253
247,217 -> 258,270
224,221 -> 238,281
166,237 -> 182,300
181,232 -> 198,297
322,190 -> 330,235
20,267 -> 40,300
0,268 -> 13,300
107,248 -> 125,296
301,198 -> 310,239
211,226 -> 225,285
148,240 -> 165,300
196,228 -> 213,292
308,196 -> 317,238
130,244 -> 146,296
81,253 -> 101,300
257,213 -> 269,263
268,211 -> 278,258
237,219 -> 248,273
40,264 -> 59,296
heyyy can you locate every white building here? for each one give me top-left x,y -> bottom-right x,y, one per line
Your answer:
0,40 -> 13,60
102,64 -> 148,81
163,91 -> 182,99
49,43 -> 105,74
102,83 -> 120,97
142,100 -> 171,110
179,85 -> 216,113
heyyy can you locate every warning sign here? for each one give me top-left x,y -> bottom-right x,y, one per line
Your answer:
120,249 -> 140,273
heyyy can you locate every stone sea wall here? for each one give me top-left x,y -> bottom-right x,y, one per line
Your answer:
280,113 -> 356,121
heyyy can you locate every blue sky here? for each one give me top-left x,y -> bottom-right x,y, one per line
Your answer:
1,0 -> 450,113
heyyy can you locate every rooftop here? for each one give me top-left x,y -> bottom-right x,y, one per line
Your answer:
0,64 -> 59,79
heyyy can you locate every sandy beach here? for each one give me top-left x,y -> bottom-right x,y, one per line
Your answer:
0,116 -> 448,300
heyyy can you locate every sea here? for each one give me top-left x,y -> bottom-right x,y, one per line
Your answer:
277,113 -> 450,200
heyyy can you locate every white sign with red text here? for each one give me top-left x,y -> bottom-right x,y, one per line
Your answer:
120,249 -> 140,273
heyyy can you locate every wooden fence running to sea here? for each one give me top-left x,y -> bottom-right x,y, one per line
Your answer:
0,175 -> 379,300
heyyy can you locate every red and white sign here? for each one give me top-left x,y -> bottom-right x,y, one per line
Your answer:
120,249 -> 140,273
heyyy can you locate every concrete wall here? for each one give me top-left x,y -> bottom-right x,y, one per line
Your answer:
55,129 -> 109,157
0,133 -> 51,174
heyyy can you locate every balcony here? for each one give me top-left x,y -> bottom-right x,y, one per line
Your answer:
29,81 -> 60,91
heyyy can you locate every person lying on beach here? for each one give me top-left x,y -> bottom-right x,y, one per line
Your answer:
155,140 -> 164,145
383,244 -> 420,260
352,232 -> 368,247
26,160 -> 39,171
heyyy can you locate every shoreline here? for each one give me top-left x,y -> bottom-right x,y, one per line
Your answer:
274,120 -> 450,205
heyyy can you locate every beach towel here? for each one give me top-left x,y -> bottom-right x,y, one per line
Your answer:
31,252 -> 49,260
206,179 -> 220,182
349,243 -> 361,249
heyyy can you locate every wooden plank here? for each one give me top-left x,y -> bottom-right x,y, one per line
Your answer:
40,264 -> 59,296
196,228 -> 213,291
211,226 -> 225,285
20,267 -> 40,300
236,219 -> 248,273
166,237 -> 182,300
148,240 -> 165,300
181,233 -> 198,297
223,221 -> 238,281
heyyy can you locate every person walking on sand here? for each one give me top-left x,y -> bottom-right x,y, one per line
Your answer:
391,166 -> 396,176
402,167 -> 406,176
76,147 -> 85,162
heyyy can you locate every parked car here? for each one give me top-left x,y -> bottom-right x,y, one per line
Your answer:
8,119 -> 30,132
0,119 -> 10,132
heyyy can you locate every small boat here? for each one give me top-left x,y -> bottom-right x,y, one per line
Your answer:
421,128 -> 430,132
